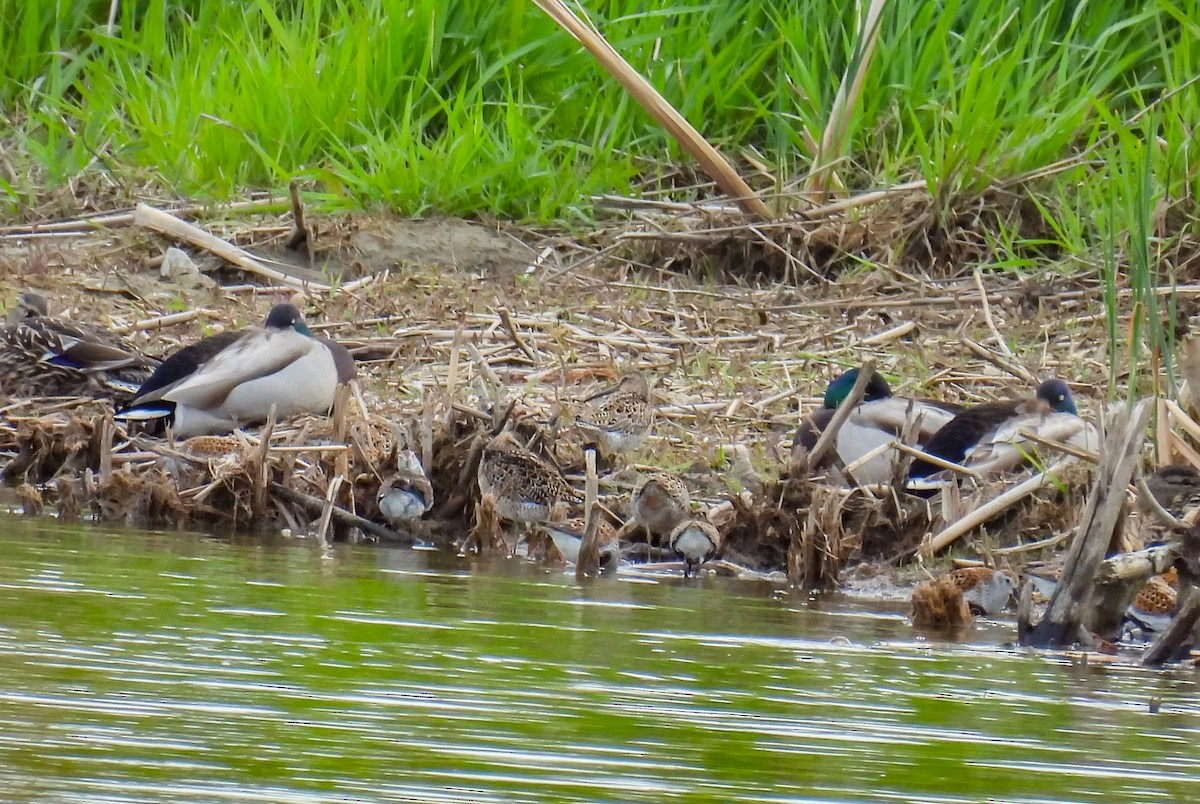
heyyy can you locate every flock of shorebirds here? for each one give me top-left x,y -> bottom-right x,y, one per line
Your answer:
0,292 -> 1187,631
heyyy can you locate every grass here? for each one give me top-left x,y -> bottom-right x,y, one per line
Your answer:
0,1 -> 1192,220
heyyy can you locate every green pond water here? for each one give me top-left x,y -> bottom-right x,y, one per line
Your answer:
0,516 -> 1197,803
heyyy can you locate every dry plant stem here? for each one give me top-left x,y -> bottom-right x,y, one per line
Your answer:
1142,589 -> 1200,666
973,269 -> 1015,359
0,196 -> 276,236
1168,431 -> 1200,472
1135,472 -> 1189,532
269,481 -> 411,544
1025,400 -> 1152,649
315,475 -> 343,548
1156,396 -> 1172,467
286,179 -> 309,252
806,0 -> 889,199
498,307 -> 538,364
1015,429 -> 1099,463
798,360 -> 876,473
923,458 -> 1074,554
960,337 -> 1038,384
992,530 -> 1069,555
892,442 -> 983,481
110,309 -> 212,335
1164,398 -> 1200,443
134,203 -> 372,293
575,449 -> 601,580
529,0 -> 769,219
1096,543 -> 1179,585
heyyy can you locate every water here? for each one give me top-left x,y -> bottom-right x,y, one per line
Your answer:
0,516 -> 1196,803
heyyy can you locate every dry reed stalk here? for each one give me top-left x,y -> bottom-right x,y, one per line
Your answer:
575,449 -> 601,580
110,309 -> 213,335
529,0 -> 769,219
806,0 -> 889,199
923,458 -> 1075,554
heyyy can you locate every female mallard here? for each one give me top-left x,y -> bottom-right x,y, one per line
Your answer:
117,303 -> 355,437
0,292 -> 157,399
792,368 -> 960,485
907,378 -> 1096,481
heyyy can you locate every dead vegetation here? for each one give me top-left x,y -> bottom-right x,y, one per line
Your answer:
0,200 -> 1197,665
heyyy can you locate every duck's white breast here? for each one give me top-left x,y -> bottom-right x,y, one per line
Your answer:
220,339 -> 339,421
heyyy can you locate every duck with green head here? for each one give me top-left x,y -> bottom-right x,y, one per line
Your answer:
907,378 -> 1096,482
0,292 -> 158,400
792,367 -> 960,485
117,303 -> 355,437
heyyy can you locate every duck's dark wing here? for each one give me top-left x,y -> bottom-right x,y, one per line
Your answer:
130,331 -> 241,404
908,400 -> 1022,477
793,408 -> 835,454
318,337 -> 357,383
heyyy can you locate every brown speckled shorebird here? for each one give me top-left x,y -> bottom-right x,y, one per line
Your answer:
378,450 -> 434,525
575,370 -> 654,458
0,292 -> 157,400
630,472 -> 691,550
669,518 -> 722,577
944,567 -> 1016,616
1125,570 -> 1178,636
478,431 -> 583,525
543,516 -> 621,568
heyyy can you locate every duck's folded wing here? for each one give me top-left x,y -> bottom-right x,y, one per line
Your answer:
847,398 -> 957,441
165,331 -> 314,410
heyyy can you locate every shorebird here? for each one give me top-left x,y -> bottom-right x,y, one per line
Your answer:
378,450 -> 434,525
669,518 -> 722,578
117,303 -> 355,436
575,370 -> 654,458
1,291 -> 157,399
944,566 -> 1017,616
543,516 -> 621,569
477,431 -> 582,525
630,472 -> 691,550
792,367 -> 958,485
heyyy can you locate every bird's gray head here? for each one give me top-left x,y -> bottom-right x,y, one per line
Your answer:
1036,378 -> 1077,415
8,292 -> 49,324
264,303 -> 311,336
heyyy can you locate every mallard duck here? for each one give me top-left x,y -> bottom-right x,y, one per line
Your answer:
0,291 -> 157,399
669,518 -> 722,578
542,516 -> 621,568
477,431 -> 583,524
117,303 -> 355,437
792,368 -> 959,485
377,450 -> 434,525
907,378 -> 1096,481
575,370 -> 654,457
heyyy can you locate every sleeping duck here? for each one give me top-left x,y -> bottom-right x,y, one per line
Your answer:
117,303 -> 355,436
792,367 -> 960,485
0,292 -> 157,400
907,378 -> 1096,482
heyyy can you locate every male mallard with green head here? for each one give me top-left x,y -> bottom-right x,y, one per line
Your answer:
0,292 -> 157,400
907,378 -> 1096,482
792,367 -> 959,485
117,303 -> 355,437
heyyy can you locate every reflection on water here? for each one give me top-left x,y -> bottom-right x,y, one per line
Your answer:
0,515 -> 1196,802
